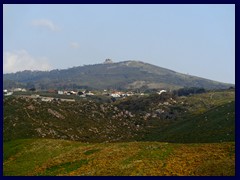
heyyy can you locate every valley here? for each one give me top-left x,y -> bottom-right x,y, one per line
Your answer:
3,61 -> 235,176
3,3 -> 235,176
3,88 -> 235,176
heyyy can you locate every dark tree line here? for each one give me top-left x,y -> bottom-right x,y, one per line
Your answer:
173,87 -> 206,96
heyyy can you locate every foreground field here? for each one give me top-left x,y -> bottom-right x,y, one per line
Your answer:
3,139 -> 235,176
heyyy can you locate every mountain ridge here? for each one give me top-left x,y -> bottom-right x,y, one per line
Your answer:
3,60 -> 233,90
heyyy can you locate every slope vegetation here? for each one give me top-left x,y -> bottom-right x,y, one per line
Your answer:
3,139 -> 235,176
4,90 -> 235,143
3,90 -> 235,176
3,61 -> 233,90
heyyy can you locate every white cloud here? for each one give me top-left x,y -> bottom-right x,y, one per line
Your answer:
70,42 -> 80,49
3,50 -> 52,73
32,19 -> 59,32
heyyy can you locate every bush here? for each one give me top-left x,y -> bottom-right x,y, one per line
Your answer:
173,87 -> 206,96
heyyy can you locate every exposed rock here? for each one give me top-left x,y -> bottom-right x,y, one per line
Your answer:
27,105 -> 35,111
48,109 -> 65,119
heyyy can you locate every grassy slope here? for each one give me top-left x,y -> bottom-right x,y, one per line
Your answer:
141,101 -> 235,143
3,90 -> 235,176
3,90 -> 235,143
136,90 -> 235,143
3,139 -> 235,176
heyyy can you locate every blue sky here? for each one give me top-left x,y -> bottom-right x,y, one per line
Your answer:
3,4 -> 235,84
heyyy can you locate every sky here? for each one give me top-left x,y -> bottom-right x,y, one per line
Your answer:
3,4 -> 235,84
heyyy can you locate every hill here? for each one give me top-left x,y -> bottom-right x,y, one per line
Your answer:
3,139 -> 235,176
3,60 -> 233,90
3,89 -> 235,176
3,90 -> 235,143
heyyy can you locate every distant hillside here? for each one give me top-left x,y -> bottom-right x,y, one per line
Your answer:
3,60 -> 233,90
3,90 -> 235,143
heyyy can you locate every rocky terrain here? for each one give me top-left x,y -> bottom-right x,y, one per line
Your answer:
4,89 -> 235,143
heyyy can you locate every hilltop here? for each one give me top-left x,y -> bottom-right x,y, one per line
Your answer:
3,60 -> 233,90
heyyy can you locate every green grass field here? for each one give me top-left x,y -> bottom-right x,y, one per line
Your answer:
3,139 -> 235,176
141,101 -> 235,143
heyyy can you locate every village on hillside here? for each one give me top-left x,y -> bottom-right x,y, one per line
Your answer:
3,87 -> 168,103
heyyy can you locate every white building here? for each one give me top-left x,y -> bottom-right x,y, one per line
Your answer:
86,92 -> 94,96
58,91 -> 64,95
110,93 -> 121,98
4,92 -> 13,96
13,88 -> 27,92
157,90 -> 167,95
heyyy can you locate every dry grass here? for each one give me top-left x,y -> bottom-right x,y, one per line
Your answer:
3,139 -> 235,176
